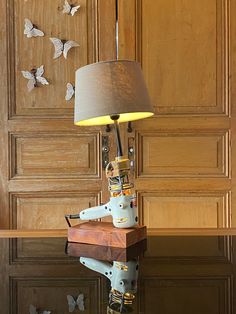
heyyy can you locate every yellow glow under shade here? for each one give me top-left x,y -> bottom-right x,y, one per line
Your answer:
74,112 -> 154,126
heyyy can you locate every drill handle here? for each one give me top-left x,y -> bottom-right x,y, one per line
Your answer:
79,202 -> 111,220
80,257 -> 112,278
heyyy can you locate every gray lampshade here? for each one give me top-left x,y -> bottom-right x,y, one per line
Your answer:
74,60 -> 154,126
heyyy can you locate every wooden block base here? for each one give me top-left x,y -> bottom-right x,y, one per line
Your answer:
66,239 -> 147,262
68,221 -> 147,248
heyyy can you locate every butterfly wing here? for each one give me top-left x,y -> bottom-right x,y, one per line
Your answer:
76,294 -> 85,311
27,78 -> 36,92
63,40 -> 79,59
21,71 -> 34,80
29,304 -> 37,314
63,0 -> 71,14
67,295 -> 76,313
24,18 -> 33,37
36,65 -> 49,85
50,37 -> 64,59
31,28 -> 44,37
71,5 -> 81,16
35,65 -> 44,77
65,83 -> 75,101
36,76 -> 49,85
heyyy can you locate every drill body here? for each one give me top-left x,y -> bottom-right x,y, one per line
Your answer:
66,156 -> 138,228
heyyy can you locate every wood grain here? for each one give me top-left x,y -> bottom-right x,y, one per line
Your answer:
137,0 -> 229,115
10,132 -> 99,178
118,0 -> 232,228
10,0 -> 97,117
68,222 -> 147,248
0,2 -> 234,313
0,0 -> 117,230
140,276 -> 231,314
139,191 -> 230,229
0,228 -> 236,238
66,238 -> 147,261
11,277 -> 101,314
230,0 -> 236,227
11,192 -> 99,229
0,0 -> 10,229
137,130 -> 229,178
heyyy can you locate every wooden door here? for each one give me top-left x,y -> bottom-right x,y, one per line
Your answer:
0,0 -> 118,229
118,0 -> 234,229
1,0 -> 235,231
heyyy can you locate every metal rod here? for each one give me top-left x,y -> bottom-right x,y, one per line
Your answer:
64,213 -> 80,228
111,115 -> 123,157
115,0 -> 119,60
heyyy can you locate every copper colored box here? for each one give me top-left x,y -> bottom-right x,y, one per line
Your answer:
68,221 -> 147,248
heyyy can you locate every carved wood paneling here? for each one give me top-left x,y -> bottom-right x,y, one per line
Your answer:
137,0 -> 229,115
7,0 -> 97,118
10,277 -> 101,314
139,276 -> 232,314
144,236 -> 232,263
10,132 -> 100,179
138,191 -> 231,228
10,238 -> 73,264
10,192 -> 100,229
137,130 -> 230,178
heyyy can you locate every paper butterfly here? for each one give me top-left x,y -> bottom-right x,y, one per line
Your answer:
50,38 -> 79,59
63,0 -> 81,16
65,83 -> 75,101
21,65 -> 49,92
24,19 -> 44,38
67,294 -> 85,312
29,304 -> 51,314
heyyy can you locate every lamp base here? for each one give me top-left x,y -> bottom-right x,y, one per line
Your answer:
67,221 -> 147,248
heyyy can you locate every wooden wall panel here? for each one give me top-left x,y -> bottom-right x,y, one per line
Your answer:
139,192 -> 230,228
10,132 -> 100,179
0,0 -> 115,229
0,0 -> 10,229
139,277 -> 232,314
144,236 -> 231,262
97,0 -> 116,61
10,277 -> 101,314
10,238 -> 70,264
10,192 -> 99,229
230,0 -> 236,227
118,0 -> 232,227
137,130 -> 230,178
8,0 -> 97,117
138,0 -> 229,115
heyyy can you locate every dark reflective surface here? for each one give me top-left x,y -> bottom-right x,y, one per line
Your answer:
0,236 -> 235,313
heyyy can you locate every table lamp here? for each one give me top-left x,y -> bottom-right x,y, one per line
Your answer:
65,60 -> 154,246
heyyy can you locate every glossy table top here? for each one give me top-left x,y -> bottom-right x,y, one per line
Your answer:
1,228 -> 236,237
0,231 -> 235,314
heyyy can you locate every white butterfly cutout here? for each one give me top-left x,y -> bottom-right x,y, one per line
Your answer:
21,65 -> 49,92
63,0 -> 81,16
29,304 -> 51,314
67,294 -> 85,312
50,37 -> 79,59
65,83 -> 75,101
24,18 -> 44,38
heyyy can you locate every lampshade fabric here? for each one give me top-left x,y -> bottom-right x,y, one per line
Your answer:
74,60 -> 154,126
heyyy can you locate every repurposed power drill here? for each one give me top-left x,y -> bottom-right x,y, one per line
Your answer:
80,257 -> 138,312
66,154 -> 138,228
